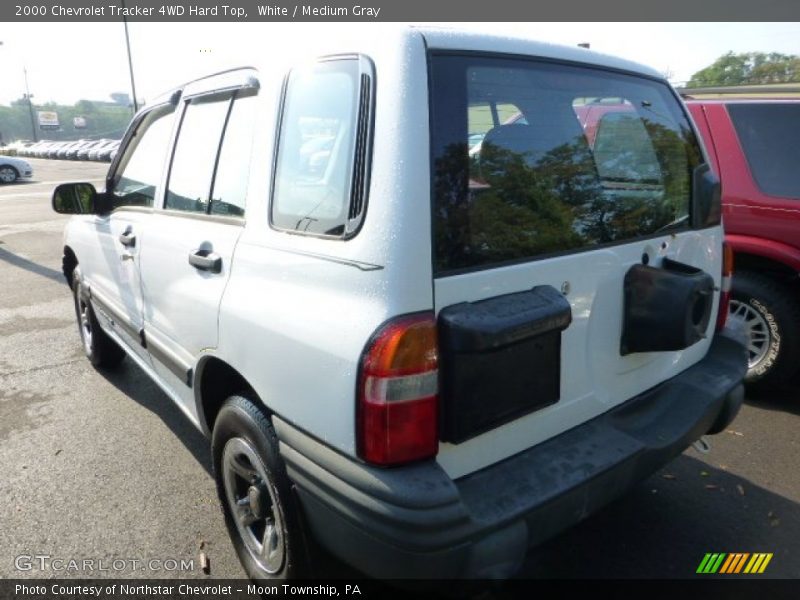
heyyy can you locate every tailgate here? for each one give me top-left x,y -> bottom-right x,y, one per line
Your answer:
428,52 -> 722,478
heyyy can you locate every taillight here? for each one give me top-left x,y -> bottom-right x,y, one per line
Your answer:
716,242 -> 734,331
357,313 -> 438,466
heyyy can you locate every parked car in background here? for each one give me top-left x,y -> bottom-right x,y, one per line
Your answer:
27,140 -> 52,158
0,155 -> 33,183
57,140 -> 86,160
91,139 -> 120,162
66,141 -> 87,161
87,139 -> 112,161
77,140 -> 100,160
686,98 -> 800,389
47,142 -> 66,159
0,140 -> 34,156
52,29 -> 746,581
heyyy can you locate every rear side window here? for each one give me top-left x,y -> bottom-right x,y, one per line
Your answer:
166,94 -> 232,214
166,90 -> 257,217
728,103 -> 800,200
210,93 -> 258,217
271,58 -> 372,237
430,55 -> 703,274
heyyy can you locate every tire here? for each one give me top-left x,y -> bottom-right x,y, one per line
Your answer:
728,270 -> 800,389
71,268 -> 126,369
212,395 -> 311,580
0,165 -> 18,184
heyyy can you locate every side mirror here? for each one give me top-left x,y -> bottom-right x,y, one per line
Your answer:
52,182 -> 101,215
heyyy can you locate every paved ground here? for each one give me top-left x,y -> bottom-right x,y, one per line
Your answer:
0,158 -> 798,581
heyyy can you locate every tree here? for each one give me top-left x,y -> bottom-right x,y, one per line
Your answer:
75,99 -> 97,113
687,52 -> 800,88
110,92 -> 131,106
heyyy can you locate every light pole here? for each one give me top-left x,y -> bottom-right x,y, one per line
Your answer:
121,0 -> 139,115
23,67 -> 38,142
0,40 -> 38,142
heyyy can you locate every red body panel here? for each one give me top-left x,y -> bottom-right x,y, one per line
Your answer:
686,100 -> 800,271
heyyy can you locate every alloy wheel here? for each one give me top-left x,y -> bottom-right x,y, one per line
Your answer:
221,437 -> 286,574
728,299 -> 771,369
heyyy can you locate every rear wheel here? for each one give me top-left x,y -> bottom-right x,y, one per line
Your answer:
0,165 -> 18,183
212,395 -> 311,580
728,271 -> 800,389
72,268 -> 126,369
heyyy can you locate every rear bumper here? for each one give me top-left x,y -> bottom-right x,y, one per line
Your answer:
274,332 -> 747,579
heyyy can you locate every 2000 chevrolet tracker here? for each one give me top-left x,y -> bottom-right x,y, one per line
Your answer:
52,27 -> 747,580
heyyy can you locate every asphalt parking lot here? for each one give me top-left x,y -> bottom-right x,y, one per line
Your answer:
1,158 -> 799,581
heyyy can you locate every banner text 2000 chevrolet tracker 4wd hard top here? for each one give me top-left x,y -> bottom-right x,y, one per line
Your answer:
52,28 -> 747,580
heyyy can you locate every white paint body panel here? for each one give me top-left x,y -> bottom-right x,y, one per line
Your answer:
434,230 -> 722,478
60,26 -> 721,480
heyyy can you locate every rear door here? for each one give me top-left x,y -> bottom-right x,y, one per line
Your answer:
429,54 -> 721,478
138,75 -> 259,412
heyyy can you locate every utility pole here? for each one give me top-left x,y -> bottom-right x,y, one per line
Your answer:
23,67 -> 38,142
1,41 -> 38,142
121,0 -> 139,115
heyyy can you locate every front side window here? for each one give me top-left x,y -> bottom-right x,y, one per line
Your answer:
728,103 -> 800,200
430,55 -> 703,273
271,59 -> 370,237
111,104 -> 176,208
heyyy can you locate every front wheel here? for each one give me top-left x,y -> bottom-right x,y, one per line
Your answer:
0,165 -> 18,183
72,268 -> 126,369
728,271 -> 800,389
212,395 -> 312,580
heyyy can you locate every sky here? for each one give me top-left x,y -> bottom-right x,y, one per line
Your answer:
0,22 -> 798,107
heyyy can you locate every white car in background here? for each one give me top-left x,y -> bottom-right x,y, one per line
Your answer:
0,155 -> 33,183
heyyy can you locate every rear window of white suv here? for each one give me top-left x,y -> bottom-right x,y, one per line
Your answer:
429,54 -> 703,274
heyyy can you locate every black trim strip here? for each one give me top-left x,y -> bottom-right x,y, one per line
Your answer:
89,292 -> 143,344
146,333 -> 194,388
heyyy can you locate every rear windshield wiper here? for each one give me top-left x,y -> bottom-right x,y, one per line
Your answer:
655,214 -> 689,233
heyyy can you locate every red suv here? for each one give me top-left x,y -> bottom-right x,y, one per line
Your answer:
686,99 -> 800,389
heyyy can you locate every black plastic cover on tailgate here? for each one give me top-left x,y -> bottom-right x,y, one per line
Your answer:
438,285 -> 572,444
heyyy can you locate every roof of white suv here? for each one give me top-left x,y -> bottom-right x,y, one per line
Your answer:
145,26 -> 665,109
416,27 -> 664,80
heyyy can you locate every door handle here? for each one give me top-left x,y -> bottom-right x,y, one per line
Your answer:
119,231 -> 136,247
188,250 -> 222,274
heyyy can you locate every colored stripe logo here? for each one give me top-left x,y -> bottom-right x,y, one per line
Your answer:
697,553 -> 773,574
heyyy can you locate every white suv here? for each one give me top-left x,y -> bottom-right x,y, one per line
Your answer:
52,28 -> 746,580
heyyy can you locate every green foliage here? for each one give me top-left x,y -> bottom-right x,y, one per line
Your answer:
687,52 -> 800,88
0,97 -> 132,142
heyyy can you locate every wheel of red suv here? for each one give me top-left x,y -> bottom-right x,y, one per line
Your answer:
0,165 -> 18,183
212,395 -> 311,580
728,271 -> 800,389
72,267 -> 126,369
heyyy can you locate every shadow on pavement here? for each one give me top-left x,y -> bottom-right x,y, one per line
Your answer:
97,356 -> 361,579
99,359 -> 213,476
745,385 -> 800,417
0,246 -> 64,284
518,455 -> 800,578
